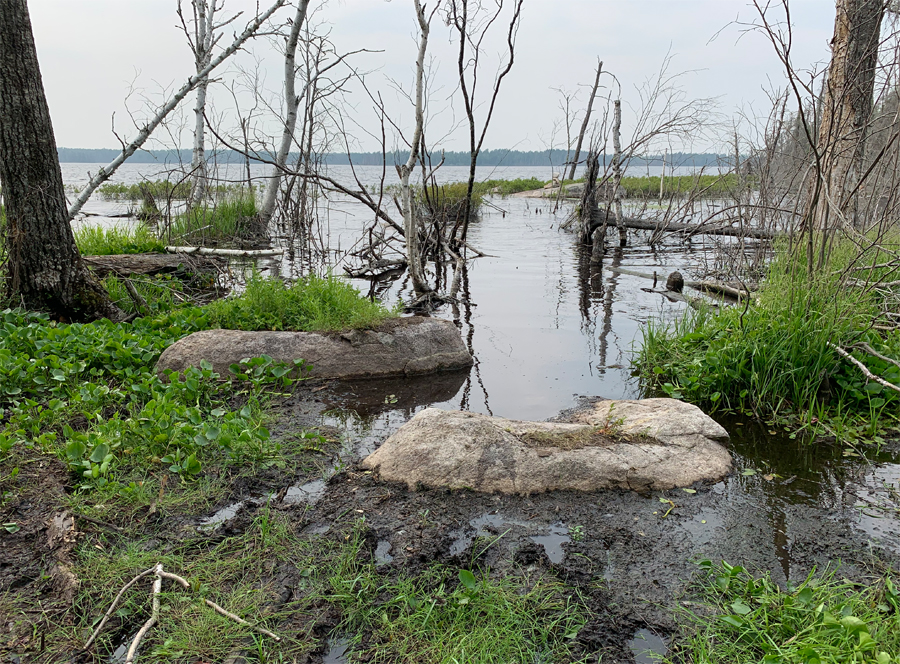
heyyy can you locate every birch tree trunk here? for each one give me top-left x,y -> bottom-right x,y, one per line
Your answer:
67,0 -> 286,221
568,60 -> 603,181
399,0 -> 434,297
811,0 -> 884,232
189,0 -> 213,208
259,0 -> 311,227
612,99 -> 627,246
0,0 -> 121,321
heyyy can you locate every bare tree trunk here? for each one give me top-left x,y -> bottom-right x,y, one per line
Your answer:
67,0 -> 286,221
399,0 -> 434,297
188,0 -> 214,208
579,151 -> 599,244
612,99 -> 627,246
568,59 -> 603,181
0,0 -> 121,321
811,0 -> 884,232
259,0 -> 311,227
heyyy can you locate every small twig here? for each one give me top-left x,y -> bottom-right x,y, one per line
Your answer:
125,564 -> 163,664
82,567 -> 156,651
123,279 -> 149,315
73,513 -> 123,533
852,342 -> 900,372
828,343 -> 900,395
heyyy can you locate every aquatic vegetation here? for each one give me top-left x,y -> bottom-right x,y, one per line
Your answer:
73,222 -> 166,255
205,273 -> 397,332
164,189 -> 259,245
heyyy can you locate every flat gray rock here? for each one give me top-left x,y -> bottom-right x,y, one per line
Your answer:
156,317 -> 473,380
361,399 -> 731,493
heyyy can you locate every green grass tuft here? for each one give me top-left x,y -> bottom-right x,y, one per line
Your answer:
74,223 -> 166,255
166,190 -> 258,245
205,273 -> 397,332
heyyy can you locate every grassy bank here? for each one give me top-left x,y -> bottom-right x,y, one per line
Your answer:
206,273 -> 398,332
96,180 -> 242,201
638,239 -> 900,440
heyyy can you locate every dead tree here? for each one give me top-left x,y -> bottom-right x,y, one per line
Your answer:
568,59 -> 604,181
0,0 -> 122,321
258,0 -> 313,227
809,0 -> 885,232
446,0 -> 524,249
67,0 -> 287,221
177,0 -> 242,208
399,0 -> 437,297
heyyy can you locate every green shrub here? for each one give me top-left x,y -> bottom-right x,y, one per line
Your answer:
74,223 -> 166,255
205,273 -> 396,332
669,560 -> 900,664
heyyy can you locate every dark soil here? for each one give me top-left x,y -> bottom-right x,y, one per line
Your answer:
3,387 -> 899,664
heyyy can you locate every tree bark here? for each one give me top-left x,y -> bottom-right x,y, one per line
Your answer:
189,0 -> 212,208
259,0 -> 311,227
811,0 -> 885,231
0,0 -> 121,321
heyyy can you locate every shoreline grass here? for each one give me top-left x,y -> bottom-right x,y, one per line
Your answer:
74,222 -> 166,255
165,189 -> 258,245
637,237 -> 900,440
205,273 -> 398,332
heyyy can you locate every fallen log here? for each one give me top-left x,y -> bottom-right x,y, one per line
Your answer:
83,253 -> 226,278
165,246 -> 284,257
343,258 -> 408,279
590,210 -> 781,240
608,266 -> 752,301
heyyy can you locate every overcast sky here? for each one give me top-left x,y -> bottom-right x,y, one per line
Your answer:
27,0 -> 835,153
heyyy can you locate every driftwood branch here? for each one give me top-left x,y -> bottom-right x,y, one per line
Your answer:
83,253 -> 226,277
83,563 -> 280,661
828,342 -> 900,395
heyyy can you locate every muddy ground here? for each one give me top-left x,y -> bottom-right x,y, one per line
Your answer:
2,381 -> 900,663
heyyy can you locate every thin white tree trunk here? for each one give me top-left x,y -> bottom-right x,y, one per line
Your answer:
399,0 -> 433,297
259,0 -> 311,226
612,99 -> 627,246
190,0 -> 211,208
67,0 -> 286,221
568,59 -> 603,181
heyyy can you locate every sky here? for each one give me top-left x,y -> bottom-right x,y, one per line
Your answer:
26,0 -> 836,153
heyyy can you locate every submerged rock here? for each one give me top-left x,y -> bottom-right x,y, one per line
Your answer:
361,399 -> 731,493
156,316 -> 473,380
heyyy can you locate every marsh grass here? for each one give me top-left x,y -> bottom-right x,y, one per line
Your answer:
166,190 -> 258,245
669,560 -> 900,664
320,523 -> 588,664
205,273 -> 397,332
638,238 -> 900,437
74,223 -> 166,255
97,180 -> 241,201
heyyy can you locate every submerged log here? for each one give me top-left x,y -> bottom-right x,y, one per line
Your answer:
83,253 -> 226,278
590,210 -> 782,240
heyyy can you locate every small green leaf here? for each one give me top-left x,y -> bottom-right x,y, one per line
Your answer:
731,600 -> 752,615
459,569 -> 478,591
720,615 -> 743,628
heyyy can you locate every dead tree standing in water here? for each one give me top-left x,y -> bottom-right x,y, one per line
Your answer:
568,59 -> 603,181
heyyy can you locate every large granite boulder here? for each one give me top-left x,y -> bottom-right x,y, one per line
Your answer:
156,317 -> 473,380
361,399 -> 731,493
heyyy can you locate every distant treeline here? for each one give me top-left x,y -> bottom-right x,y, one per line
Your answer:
56,147 -> 729,169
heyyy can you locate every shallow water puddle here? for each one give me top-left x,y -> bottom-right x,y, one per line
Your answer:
375,539 -> 394,565
530,523 -> 571,564
322,636 -> 352,664
628,628 -> 668,663
448,513 -> 570,562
